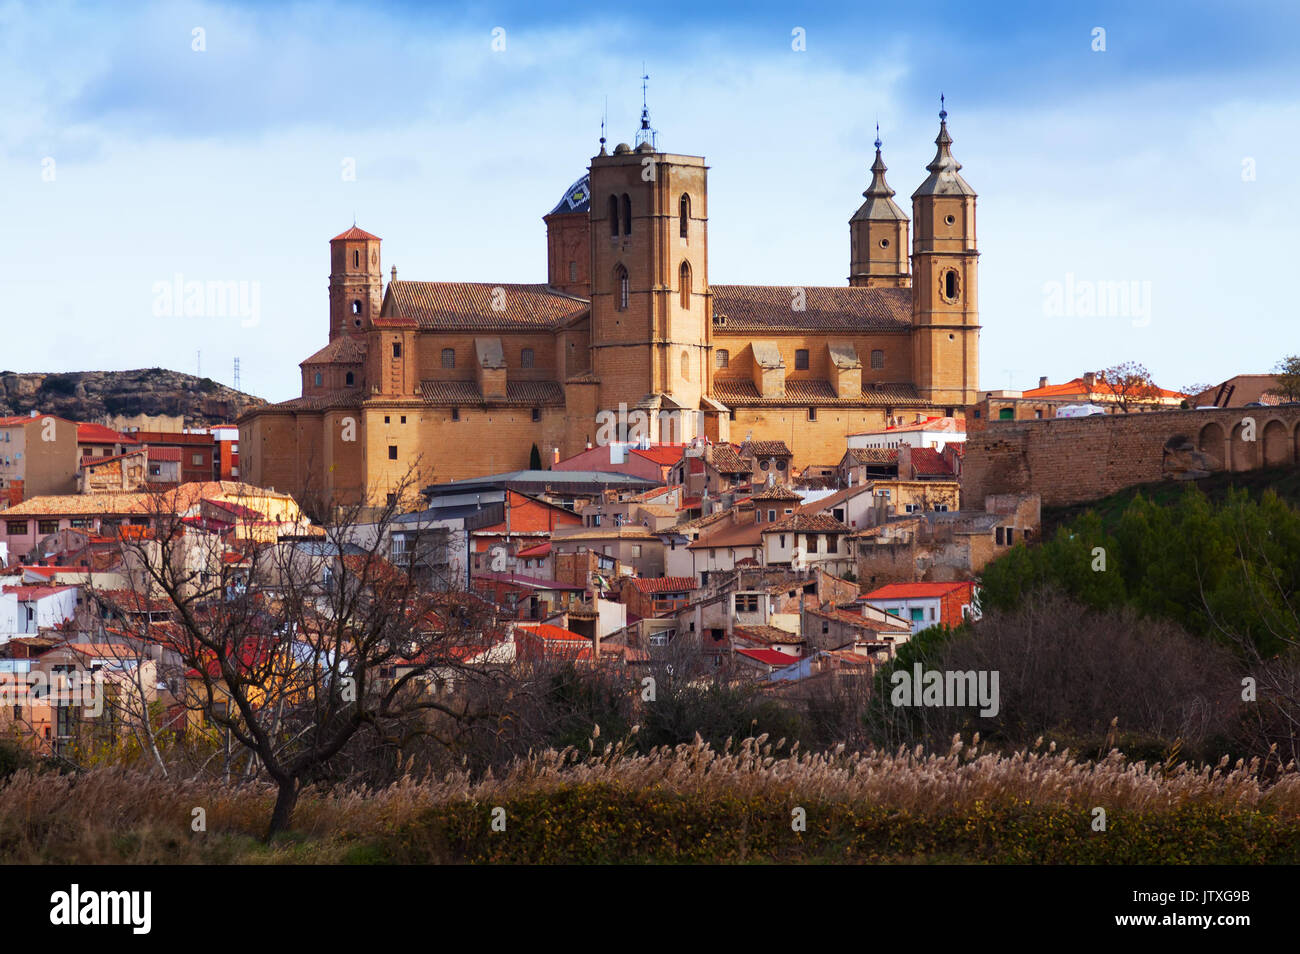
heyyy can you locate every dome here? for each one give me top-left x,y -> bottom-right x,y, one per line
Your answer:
548,173 -> 591,215
613,142 -> 632,154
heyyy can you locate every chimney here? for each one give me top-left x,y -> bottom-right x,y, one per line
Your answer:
1083,372 -> 1096,389
1038,376 -> 1048,389
390,265 -> 397,284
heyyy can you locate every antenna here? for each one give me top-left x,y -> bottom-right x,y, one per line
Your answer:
600,96 -> 607,152
233,356 -> 241,391
196,350 -> 201,378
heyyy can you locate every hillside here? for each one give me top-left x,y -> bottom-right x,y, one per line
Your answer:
0,368 -> 265,428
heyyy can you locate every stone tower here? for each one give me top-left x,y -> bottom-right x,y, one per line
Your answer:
588,139 -> 711,436
849,131 -> 910,287
544,175 -> 592,298
329,226 -> 383,341
910,103 -> 980,408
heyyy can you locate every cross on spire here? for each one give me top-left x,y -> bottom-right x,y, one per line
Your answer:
939,92 -> 947,121
636,65 -> 657,148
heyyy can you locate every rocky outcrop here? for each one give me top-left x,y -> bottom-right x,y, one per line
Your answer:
0,368 -> 265,428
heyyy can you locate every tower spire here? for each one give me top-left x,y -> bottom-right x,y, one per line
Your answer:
599,97 -> 608,155
912,95 -> 974,197
635,66 -> 656,148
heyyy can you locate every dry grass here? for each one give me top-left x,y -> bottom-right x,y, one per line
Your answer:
3,734 -> 1297,864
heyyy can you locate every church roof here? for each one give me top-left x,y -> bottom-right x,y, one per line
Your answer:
711,285 -> 912,333
912,113 -> 975,198
851,145 -> 908,222
420,380 -> 566,406
386,281 -> 589,331
331,225 -> 381,242
548,173 -> 591,216
713,379 -> 933,408
301,335 -> 367,366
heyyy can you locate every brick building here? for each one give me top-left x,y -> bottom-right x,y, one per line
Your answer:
240,105 -> 983,505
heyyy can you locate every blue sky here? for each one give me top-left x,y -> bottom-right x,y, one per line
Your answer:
2,0 -> 1296,402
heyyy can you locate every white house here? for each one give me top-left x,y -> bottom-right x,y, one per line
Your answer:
847,416 -> 966,453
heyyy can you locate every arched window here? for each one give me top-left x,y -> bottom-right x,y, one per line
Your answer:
353,250 -> 360,268
944,270 -> 959,301
608,195 -> 619,236
614,265 -> 629,311
679,261 -> 691,309
441,348 -> 455,368
681,350 -> 690,381
345,371 -> 354,386
715,349 -> 729,369
351,300 -> 362,315
621,194 -> 631,236
313,372 -> 322,387
679,194 -> 690,238
871,349 -> 884,369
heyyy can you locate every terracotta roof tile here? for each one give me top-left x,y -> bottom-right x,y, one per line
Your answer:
766,512 -> 851,533
331,226 -> 381,241
629,576 -> 696,594
713,378 -> 932,407
743,440 -> 792,457
419,380 -> 565,406
301,336 -> 367,365
712,285 -> 912,333
388,281 -> 588,331
846,447 -> 900,464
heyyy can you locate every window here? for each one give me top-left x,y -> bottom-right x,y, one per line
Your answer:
621,193 -> 631,235
351,300 -> 362,314
314,372 -> 323,387
531,408 -> 541,422
779,535 -> 786,548
715,349 -> 729,369
451,408 -> 460,421
442,348 -> 455,368
568,261 -> 577,282
615,265 -> 629,311
38,519 -> 59,535
400,415 -> 406,424
871,349 -> 884,369
679,194 -> 690,238
681,351 -> 690,381
944,269 -> 959,301
679,261 -> 691,309
353,250 -> 360,268
192,454 -> 203,466
795,349 -> 809,370
910,607 -> 925,622
995,527 -> 1004,545
768,509 -> 776,522
632,544 -> 642,558
392,342 -> 402,358
384,415 -> 390,424
388,445 -> 398,460
608,195 -> 619,236
521,348 -> 534,368
345,371 -> 354,386
69,518 -> 91,529
808,407 -> 817,421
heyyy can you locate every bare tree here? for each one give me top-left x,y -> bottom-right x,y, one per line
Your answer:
1097,361 -> 1163,413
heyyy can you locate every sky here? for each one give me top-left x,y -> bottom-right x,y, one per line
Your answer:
1,0 -> 1296,403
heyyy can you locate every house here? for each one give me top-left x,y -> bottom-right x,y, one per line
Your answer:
513,621 -> 597,663
76,423 -> 138,461
848,415 -> 966,452
124,430 -> 217,484
551,524 -> 664,577
467,490 -> 582,572
737,439 -> 794,481
0,584 -> 79,639
760,513 -> 853,575
852,493 -> 1040,585
553,441 -> 687,484
472,573 -> 586,620
0,413 -> 80,503
862,580 -> 979,634
619,575 -> 697,619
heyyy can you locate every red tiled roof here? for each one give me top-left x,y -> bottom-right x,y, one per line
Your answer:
713,378 -> 932,408
766,512 -> 851,533
2,584 -> 75,599
846,447 -> 899,464
77,423 -> 136,444
331,225 -> 381,241
629,576 -> 697,594
909,447 -> 954,476
865,581 -> 974,599
711,285 -> 912,332
419,380 -> 565,407
735,647 -> 800,667
514,622 -> 587,641
742,440 -> 792,457
302,335 -> 367,365
514,542 -> 552,558
388,281 -> 588,331
147,446 -> 183,462
629,444 -> 688,466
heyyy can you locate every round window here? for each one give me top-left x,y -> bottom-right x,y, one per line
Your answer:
879,238 -> 890,249
945,214 -> 956,226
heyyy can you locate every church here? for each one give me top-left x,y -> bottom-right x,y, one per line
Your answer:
238,104 -> 981,506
